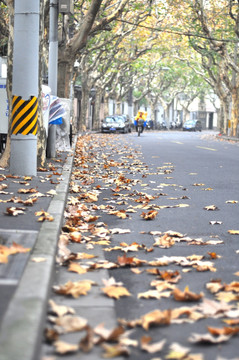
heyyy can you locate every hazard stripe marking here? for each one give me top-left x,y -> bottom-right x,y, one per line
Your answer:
11,96 -> 38,135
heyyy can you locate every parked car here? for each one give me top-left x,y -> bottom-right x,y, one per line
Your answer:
113,114 -> 131,133
101,116 -> 118,133
182,120 -> 202,132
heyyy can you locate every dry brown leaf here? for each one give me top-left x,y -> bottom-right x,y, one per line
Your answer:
204,205 -> 219,211
49,315 -> 88,333
79,325 -> 94,353
188,332 -> 231,344
48,299 -> 75,317
173,286 -> 204,302
141,309 -> 171,330
216,291 -> 239,303
208,325 -> 239,336
228,230 -> 239,235
53,279 -> 95,298
101,343 -> 130,358
140,336 -> 166,353
102,285 -> 131,299
5,206 -> 26,216
53,340 -> 79,354
94,323 -> 125,343
67,262 -> 88,274
165,342 -> 191,359
154,233 -> 175,248
141,210 -> 158,220
138,290 -> 171,300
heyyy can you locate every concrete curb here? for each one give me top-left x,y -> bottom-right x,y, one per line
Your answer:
0,143 -> 75,360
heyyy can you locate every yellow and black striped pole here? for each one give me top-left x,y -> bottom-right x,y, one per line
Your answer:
11,95 -> 38,136
9,0 -> 40,176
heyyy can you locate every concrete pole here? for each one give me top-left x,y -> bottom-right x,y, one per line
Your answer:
10,0 -> 40,176
47,0 -> 58,158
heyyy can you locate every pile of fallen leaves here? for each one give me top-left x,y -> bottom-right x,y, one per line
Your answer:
43,134 -> 239,360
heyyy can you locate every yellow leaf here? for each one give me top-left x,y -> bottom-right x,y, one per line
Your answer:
102,285 -> 131,299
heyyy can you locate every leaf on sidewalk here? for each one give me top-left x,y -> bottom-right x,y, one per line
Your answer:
53,279 -> 96,298
53,340 -> 79,354
48,299 -> 75,317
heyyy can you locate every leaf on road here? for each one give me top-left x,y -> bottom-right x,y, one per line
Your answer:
110,228 -> 131,234
101,343 -> 130,358
188,332 -> 231,344
173,286 -> 204,302
228,230 -> 239,235
141,309 -> 171,330
165,342 -> 191,359
154,233 -> 175,248
5,206 -> 26,216
209,221 -> 223,225
208,326 -> 239,336
204,205 -> 219,211
102,285 -> 131,299
226,200 -> 238,204
140,336 -> 166,353
141,210 -> 158,220
138,290 -> 171,300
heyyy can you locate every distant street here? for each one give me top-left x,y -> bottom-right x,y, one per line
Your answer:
42,130 -> 239,360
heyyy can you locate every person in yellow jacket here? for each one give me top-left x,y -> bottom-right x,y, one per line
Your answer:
134,111 -> 147,132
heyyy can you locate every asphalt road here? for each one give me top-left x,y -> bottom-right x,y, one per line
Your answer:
104,130 -> 239,360
42,130 -> 239,360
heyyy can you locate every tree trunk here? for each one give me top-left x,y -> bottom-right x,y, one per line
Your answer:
104,93 -> 109,117
0,0 -> 14,168
80,85 -> 90,132
230,88 -> 239,137
37,0 -> 47,167
93,90 -> 102,130
57,58 -> 73,99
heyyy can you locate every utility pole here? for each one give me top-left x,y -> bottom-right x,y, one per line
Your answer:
47,0 -> 58,158
10,0 -> 40,176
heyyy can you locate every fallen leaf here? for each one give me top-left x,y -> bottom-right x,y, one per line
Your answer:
5,206 -> 26,216
208,325 -> 239,336
204,205 -> 219,211
228,230 -> 239,235
68,262 -> 88,274
101,343 -> 130,358
49,315 -> 88,334
154,233 -> 175,248
48,299 -> 75,317
102,285 -> 131,299
188,332 -> 231,344
141,210 -> 158,220
53,340 -> 79,354
140,336 -> 166,353
165,342 -> 190,359
141,309 -> 171,330
173,286 -> 204,302
53,279 -> 95,298
31,257 -> 46,263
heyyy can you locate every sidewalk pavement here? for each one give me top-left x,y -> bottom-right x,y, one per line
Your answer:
0,140 -> 76,360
